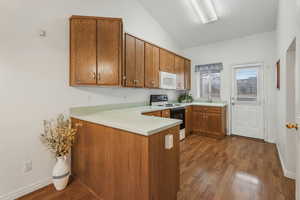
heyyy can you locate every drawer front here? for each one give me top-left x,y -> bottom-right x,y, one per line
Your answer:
206,106 -> 222,113
161,109 -> 170,118
192,106 -> 222,113
192,106 -> 205,112
143,110 -> 162,117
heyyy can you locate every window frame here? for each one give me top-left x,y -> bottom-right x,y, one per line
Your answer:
231,63 -> 263,105
196,70 -> 221,100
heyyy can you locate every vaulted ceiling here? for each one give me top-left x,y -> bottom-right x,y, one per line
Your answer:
138,0 -> 278,49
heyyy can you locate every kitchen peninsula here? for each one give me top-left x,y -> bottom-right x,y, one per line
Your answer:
70,105 -> 182,200
70,102 -> 226,200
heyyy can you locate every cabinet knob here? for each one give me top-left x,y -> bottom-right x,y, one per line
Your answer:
151,80 -> 155,84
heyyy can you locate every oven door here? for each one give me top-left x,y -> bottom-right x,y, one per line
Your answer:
160,72 -> 177,89
170,107 -> 185,130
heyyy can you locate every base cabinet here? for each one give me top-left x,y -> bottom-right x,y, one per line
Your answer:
71,118 -> 180,200
191,106 -> 226,139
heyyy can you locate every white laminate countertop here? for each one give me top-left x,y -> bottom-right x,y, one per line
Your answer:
70,102 -> 227,136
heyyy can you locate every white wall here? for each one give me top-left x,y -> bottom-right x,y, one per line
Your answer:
183,31 -> 277,143
275,0 -> 299,180
0,0 -> 181,199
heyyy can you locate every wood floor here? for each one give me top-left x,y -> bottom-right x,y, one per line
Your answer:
18,135 -> 295,200
178,135 -> 295,200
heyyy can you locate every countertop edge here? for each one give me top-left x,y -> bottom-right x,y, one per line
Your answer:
71,115 -> 182,136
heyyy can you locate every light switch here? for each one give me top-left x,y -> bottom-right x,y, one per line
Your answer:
165,134 -> 173,150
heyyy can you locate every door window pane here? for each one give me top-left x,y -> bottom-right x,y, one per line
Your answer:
236,68 -> 258,101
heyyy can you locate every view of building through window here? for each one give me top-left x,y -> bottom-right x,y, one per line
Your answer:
236,68 -> 258,101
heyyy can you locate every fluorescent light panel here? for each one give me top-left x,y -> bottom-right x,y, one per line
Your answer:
190,0 -> 218,24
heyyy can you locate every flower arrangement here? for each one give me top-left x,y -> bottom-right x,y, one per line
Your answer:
41,114 -> 77,157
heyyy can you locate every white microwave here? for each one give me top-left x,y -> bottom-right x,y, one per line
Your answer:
160,71 -> 177,90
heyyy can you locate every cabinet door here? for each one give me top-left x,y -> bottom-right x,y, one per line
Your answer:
185,106 -> 192,137
145,43 -> 159,88
160,49 -> 174,73
184,59 -> 191,90
175,56 -> 185,90
206,112 -> 224,137
135,38 -> 145,88
70,19 -> 97,85
97,19 -> 121,85
125,34 -> 136,87
191,111 -> 206,133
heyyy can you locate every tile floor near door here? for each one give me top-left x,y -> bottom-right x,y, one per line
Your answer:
19,135 -> 295,200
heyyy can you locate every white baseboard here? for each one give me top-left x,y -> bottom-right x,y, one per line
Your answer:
0,177 -> 51,200
276,144 -> 296,180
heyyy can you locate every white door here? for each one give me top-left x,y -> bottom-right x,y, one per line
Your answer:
231,64 -> 264,139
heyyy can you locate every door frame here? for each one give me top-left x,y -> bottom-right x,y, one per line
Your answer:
229,62 -> 266,140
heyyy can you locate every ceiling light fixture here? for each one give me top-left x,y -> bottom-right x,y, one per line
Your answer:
190,0 -> 218,24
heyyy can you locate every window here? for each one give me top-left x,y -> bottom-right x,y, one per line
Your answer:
196,63 -> 222,100
199,71 -> 221,99
235,68 -> 258,102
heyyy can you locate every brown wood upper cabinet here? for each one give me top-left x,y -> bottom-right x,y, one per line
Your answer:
124,34 -> 145,88
160,49 -> 175,73
70,16 -> 122,86
175,56 -> 185,90
145,43 -> 160,88
184,59 -> 191,90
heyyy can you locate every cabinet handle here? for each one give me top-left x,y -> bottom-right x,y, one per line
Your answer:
92,72 -> 96,80
76,122 -> 83,127
97,73 -> 101,81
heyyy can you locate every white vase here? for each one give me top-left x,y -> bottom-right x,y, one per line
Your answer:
52,156 -> 70,191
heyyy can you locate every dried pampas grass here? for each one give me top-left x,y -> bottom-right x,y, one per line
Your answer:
41,114 -> 78,157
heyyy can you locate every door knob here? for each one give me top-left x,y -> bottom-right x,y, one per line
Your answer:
286,123 -> 298,130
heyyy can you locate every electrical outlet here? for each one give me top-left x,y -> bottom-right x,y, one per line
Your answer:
23,160 -> 32,173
